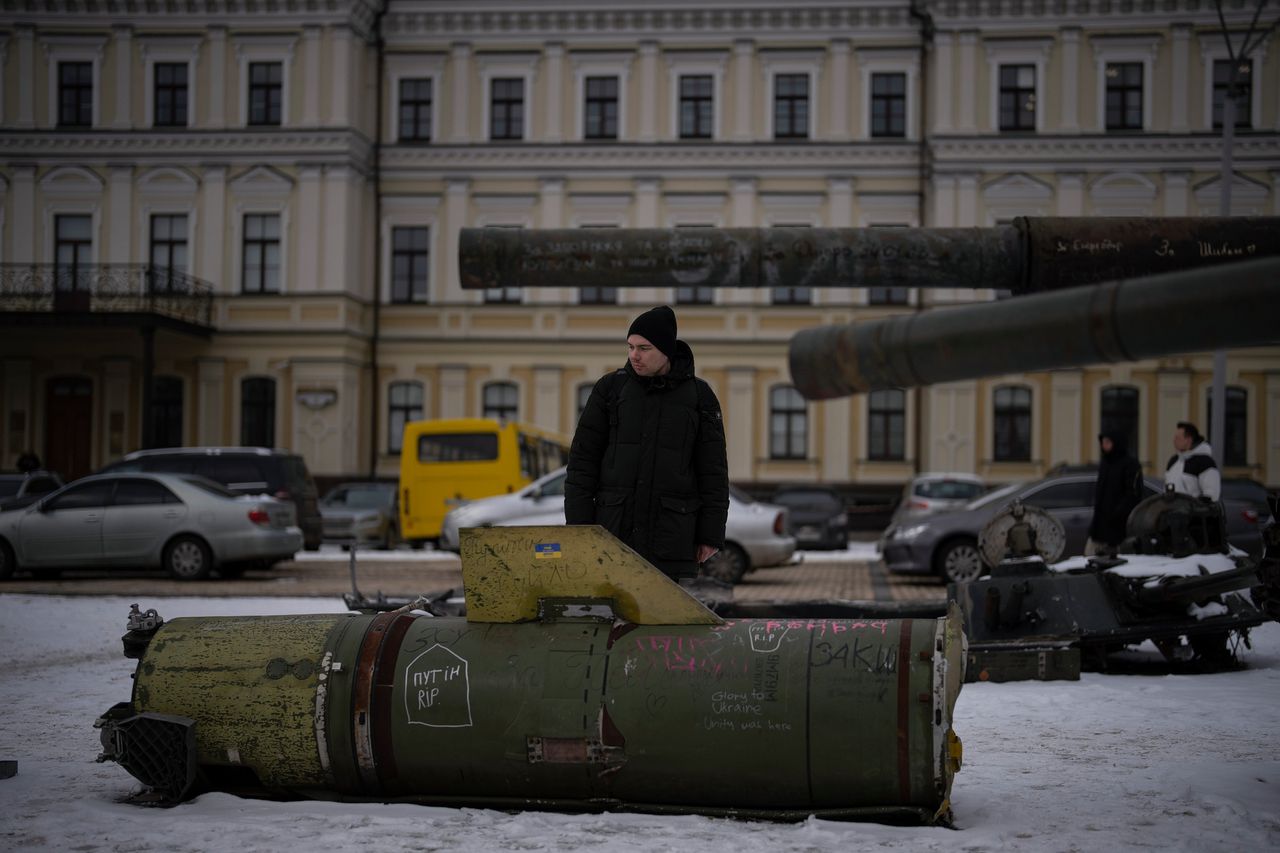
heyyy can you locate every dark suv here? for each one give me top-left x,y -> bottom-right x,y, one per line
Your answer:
100,447 -> 322,550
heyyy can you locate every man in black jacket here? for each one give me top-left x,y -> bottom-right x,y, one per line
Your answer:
565,305 -> 729,580
1086,431 -> 1143,556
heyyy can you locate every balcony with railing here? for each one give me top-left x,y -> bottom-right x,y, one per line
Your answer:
0,264 -> 215,332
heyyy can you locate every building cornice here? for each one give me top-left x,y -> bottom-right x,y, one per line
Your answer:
932,133 -> 1280,170
0,129 -> 375,171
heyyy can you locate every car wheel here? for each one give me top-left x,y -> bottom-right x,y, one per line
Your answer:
164,535 -> 213,581
935,538 -> 984,583
0,539 -> 16,579
703,543 -> 749,585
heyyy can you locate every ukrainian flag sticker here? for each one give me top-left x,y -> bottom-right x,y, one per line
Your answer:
534,542 -> 562,559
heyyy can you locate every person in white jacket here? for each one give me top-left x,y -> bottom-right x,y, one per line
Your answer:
1164,421 -> 1221,501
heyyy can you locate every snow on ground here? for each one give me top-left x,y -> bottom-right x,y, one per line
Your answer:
1,593 -> 1278,852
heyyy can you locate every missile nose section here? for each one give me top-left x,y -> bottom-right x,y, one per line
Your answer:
97,526 -> 967,824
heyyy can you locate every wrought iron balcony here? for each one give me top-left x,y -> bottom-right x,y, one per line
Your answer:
0,264 -> 214,331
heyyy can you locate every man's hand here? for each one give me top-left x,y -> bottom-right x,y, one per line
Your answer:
696,544 -> 719,564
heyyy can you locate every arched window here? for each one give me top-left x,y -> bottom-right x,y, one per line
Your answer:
868,389 -> 906,461
147,375 -> 184,449
769,385 -> 807,460
483,381 -> 518,423
240,377 -> 276,447
576,382 -> 595,423
387,381 -> 424,454
1100,385 -> 1139,458
993,384 -> 1032,462
1207,385 -> 1248,467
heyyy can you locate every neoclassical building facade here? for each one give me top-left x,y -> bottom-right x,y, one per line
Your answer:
1,1 -> 1278,496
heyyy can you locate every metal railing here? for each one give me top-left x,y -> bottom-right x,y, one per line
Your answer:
0,263 -> 215,329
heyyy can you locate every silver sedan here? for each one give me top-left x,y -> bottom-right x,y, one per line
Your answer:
0,472 -> 302,580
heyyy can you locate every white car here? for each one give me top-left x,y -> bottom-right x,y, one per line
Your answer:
887,472 -> 988,527
448,470 -> 795,584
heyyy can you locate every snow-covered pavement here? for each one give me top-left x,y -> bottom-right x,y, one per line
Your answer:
1,593 -> 1276,852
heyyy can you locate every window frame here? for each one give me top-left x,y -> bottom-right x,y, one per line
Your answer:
571,51 -> 632,142
1206,385 -> 1249,467
41,34 -> 106,129
478,52 -> 538,142
867,388 -> 907,461
148,212 -> 190,291
389,225 -> 431,304
387,380 -> 424,455
239,376 -> 277,447
246,61 -> 284,127
240,212 -> 282,294
997,63 -> 1037,132
582,74 -> 621,141
1200,42 -> 1261,131
1099,384 -> 1140,461
53,213 -> 94,291
147,375 -> 185,449
1091,35 -> 1158,133
665,51 -> 728,141
983,38 -> 1051,134
992,383 -> 1033,463
869,71 -> 908,138
396,76 -> 435,142
57,60 -> 95,128
769,385 -> 809,461
141,36 -> 200,129
482,381 -> 519,423
234,35 -> 296,128
761,50 -> 821,141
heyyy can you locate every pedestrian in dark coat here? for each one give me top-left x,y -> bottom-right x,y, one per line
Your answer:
1086,431 -> 1143,556
565,305 -> 730,580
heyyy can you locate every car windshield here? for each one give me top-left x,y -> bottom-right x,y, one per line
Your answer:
325,485 -> 393,508
180,476 -> 240,499
915,479 -> 985,500
967,482 -> 1022,510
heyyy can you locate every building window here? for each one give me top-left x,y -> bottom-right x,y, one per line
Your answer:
580,286 -> 617,305
1104,62 -> 1143,131
868,389 -> 906,461
387,381 -> 423,455
773,73 -> 809,139
870,72 -> 907,138
240,377 -> 276,447
771,286 -> 811,305
58,61 -> 93,127
993,384 -> 1032,462
247,61 -> 283,126
1213,59 -> 1252,129
149,214 -> 188,292
54,214 -> 92,292
482,382 -> 518,423
676,286 -> 714,305
390,226 -> 429,304
584,76 -> 619,140
490,77 -> 524,140
153,63 -> 188,127
1100,385 -> 1139,459
398,78 -> 433,141
679,74 -> 714,139
868,287 -> 909,305
576,382 -> 594,422
998,64 -> 1036,131
242,213 -> 281,294
770,386 -> 808,460
147,376 -> 184,449
1207,386 -> 1248,467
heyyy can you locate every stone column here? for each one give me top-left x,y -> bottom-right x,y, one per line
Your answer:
108,165 -> 133,264
10,165 -> 35,264
1156,370 -> 1192,458
828,39 -> 851,141
295,166 -> 323,292
1056,173 -> 1084,215
443,178 -> 470,303
322,165 -> 351,293
726,178 -> 756,306
956,32 -> 977,133
821,399 -> 851,481
732,39 -> 754,142
1170,25 -> 1190,134
1059,28 -> 1079,133
533,366 -> 562,433
301,26 -> 321,126
931,33 -> 953,134
15,25 -> 35,129
538,177 -> 567,303
543,43 -> 564,142
1049,370 -> 1083,467
205,27 -> 226,129
102,359 -> 132,466
196,358 -> 225,445
638,41 -> 658,142
112,25 -> 133,129
198,165 -> 226,291
631,177 -> 661,305
825,177 -> 855,306
329,26 -> 352,128
449,42 -> 472,143
440,365 -> 468,419
1164,171 -> 1190,216
955,172 -> 978,227
726,367 -> 755,481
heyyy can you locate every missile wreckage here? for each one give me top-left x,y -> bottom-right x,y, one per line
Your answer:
97,525 -> 966,824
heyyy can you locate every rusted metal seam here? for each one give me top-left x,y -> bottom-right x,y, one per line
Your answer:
372,613 -> 417,793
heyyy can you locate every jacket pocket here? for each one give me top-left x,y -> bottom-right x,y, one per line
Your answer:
594,489 -> 629,538
652,494 -> 699,560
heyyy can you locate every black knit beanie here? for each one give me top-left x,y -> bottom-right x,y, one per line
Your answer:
627,305 -> 677,359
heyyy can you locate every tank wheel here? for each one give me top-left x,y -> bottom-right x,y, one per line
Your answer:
936,538 -> 984,584
0,539 -> 16,579
164,535 -> 213,581
703,543 -> 749,585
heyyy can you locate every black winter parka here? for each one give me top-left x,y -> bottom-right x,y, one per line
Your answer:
564,341 -> 729,578
1089,432 -> 1144,546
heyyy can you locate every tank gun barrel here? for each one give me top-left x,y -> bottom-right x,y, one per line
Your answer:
789,255 -> 1280,400
459,217 -> 1278,294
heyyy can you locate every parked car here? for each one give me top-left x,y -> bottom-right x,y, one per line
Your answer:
0,472 -> 302,580
880,468 -> 1274,583
446,469 -> 795,583
0,470 -> 65,512
886,473 -> 987,529
100,447 -> 322,550
770,485 -> 849,550
320,482 -> 399,549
